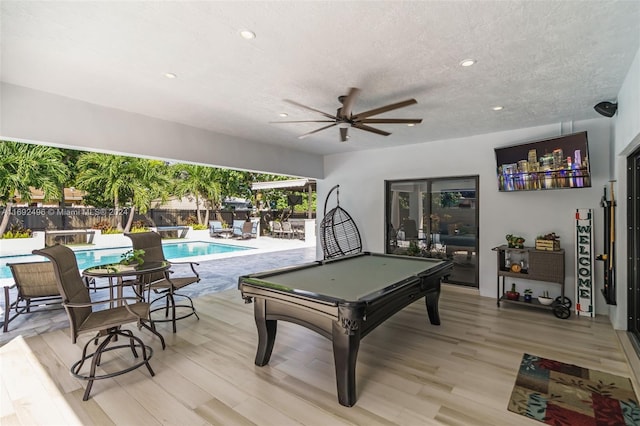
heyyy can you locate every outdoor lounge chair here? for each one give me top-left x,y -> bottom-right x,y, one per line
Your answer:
2,261 -> 62,333
231,219 -> 246,238
234,221 -> 254,239
209,220 -> 224,237
125,231 -> 200,333
32,244 -> 161,401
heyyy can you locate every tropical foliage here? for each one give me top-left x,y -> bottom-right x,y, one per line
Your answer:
0,140 -> 316,235
76,153 -> 171,232
171,164 -> 221,225
0,141 -> 68,237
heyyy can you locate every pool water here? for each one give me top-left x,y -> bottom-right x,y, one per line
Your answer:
0,241 -> 252,279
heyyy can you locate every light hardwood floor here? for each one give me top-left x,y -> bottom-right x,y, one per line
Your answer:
1,284 -> 637,425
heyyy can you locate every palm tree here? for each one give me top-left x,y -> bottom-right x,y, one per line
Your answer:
76,153 -> 171,232
172,164 -> 221,224
0,141 -> 68,236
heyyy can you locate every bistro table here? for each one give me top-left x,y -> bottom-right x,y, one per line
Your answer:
83,260 -> 170,349
83,261 -> 171,306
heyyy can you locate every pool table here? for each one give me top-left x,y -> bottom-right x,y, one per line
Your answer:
238,252 -> 453,407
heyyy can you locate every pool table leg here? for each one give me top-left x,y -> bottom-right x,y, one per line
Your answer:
253,299 -> 277,366
332,321 -> 361,407
424,287 -> 441,325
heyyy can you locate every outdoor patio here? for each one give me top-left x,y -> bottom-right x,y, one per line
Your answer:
0,236 -> 317,346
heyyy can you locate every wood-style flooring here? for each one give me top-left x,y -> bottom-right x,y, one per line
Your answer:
1,284 -> 637,425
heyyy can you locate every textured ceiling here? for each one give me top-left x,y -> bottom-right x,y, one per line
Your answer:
1,1 -> 639,156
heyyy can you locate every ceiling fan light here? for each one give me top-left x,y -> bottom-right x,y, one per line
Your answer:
460,59 -> 476,67
338,122 -> 350,129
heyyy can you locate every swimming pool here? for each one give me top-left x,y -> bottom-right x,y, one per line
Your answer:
0,241 -> 252,279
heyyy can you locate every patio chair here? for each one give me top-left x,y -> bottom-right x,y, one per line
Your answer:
281,221 -> 296,239
271,220 -> 284,238
231,219 -> 246,238
32,245 -> 161,401
125,231 -> 200,333
234,221 -> 253,239
250,218 -> 260,238
400,219 -> 419,240
2,261 -> 62,333
209,220 -> 224,237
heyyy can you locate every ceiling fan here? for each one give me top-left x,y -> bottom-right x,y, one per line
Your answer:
271,88 -> 422,142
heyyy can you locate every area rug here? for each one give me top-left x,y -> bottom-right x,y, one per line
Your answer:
508,353 -> 640,425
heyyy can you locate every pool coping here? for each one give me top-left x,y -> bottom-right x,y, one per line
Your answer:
0,235 -> 316,285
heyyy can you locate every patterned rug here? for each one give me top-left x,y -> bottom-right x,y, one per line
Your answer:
508,353 -> 640,425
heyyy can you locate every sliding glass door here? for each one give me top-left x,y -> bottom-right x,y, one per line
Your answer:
386,176 -> 479,287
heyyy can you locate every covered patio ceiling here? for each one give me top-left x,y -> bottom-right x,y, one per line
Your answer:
1,1 -> 638,173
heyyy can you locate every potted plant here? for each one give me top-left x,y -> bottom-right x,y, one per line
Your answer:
523,288 -> 533,302
506,283 -> 520,300
538,291 -> 554,305
506,234 -> 525,248
120,249 -> 145,266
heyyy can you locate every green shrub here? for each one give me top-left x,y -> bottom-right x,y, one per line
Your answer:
2,224 -> 33,239
102,228 -> 122,234
192,223 -> 208,230
128,226 -> 148,233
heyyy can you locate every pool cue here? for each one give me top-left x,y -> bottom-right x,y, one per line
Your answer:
609,180 -> 616,302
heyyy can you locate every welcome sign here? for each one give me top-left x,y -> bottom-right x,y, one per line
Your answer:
575,209 -> 594,317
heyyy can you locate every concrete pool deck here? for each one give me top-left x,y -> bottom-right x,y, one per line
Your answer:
0,236 -> 318,345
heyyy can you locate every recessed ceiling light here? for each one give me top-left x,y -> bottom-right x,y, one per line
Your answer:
492,106 -> 504,111
164,72 -> 177,79
279,113 -> 288,118
407,123 -> 415,127
460,59 -> 476,67
239,30 -> 256,40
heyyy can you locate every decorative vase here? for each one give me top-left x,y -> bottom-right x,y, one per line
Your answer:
506,291 -> 520,301
524,294 -> 532,302
538,296 -> 554,305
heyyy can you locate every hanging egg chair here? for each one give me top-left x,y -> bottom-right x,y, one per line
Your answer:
320,185 -> 362,259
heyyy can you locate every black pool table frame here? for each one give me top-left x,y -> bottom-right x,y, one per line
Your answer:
238,252 -> 453,407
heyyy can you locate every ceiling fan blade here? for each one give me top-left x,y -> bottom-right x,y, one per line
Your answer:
359,118 -> 423,124
339,87 -> 361,119
353,99 -> 418,120
284,99 -> 338,120
269,120 -> 336,124
340,127 -> 349,142
353,123 -> 391,136
298,123 -> 337,139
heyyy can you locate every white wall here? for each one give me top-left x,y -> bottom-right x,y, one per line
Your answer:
0,83 -> 324,179
610,46 -> 640,329
321,119 -> 612,314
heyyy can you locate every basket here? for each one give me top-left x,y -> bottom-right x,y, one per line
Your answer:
319,185 -> 362,260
